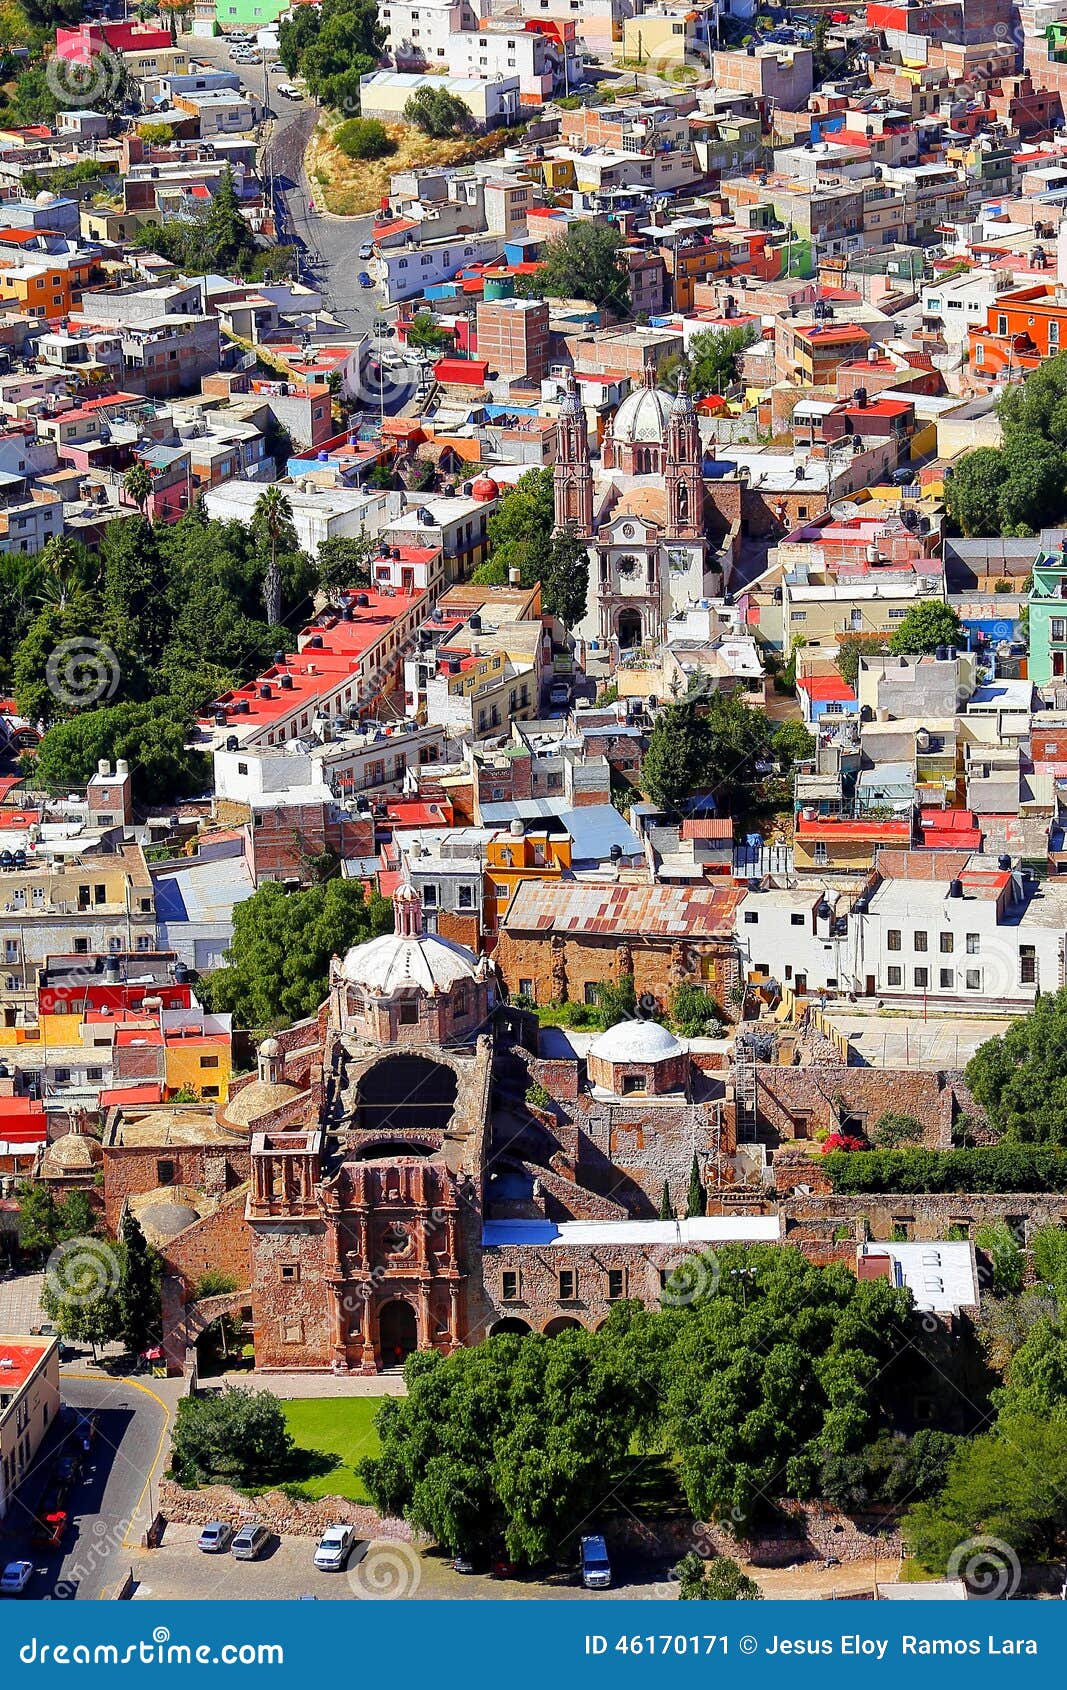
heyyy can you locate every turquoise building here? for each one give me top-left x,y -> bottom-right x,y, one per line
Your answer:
1027,542 -> 1067,686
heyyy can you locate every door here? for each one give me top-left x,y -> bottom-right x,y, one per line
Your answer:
378,1300 -> 418,1368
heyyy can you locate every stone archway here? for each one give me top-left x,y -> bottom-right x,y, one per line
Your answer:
617,609 -> 643,650
378,1299 -> 418,1366
543,1315 -> 584,1336
489,1317 -> 532,1337
355,1054 -> 458,1136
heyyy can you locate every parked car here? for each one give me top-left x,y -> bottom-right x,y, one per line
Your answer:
198,1522 -> 234,1554
231,1523 -> 271,1561
580,1534 -> 612,1590
0,1561 -> 33,1596
359,242 -> 374,260
74,1412 -> 98,1453
277,83 -> 303,99
357,271 -> 374,289
548,679 -> 571,708
314,1524 -> 355,1570
450,1553 -> 475,1574
55,1453 -> 81,1485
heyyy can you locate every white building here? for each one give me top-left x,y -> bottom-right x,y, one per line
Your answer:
920,268 -> 1010,351
375,230 -> 506,303
201,480 -> 394,556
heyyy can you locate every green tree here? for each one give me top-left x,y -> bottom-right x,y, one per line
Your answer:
642,692 -> 770,816
406,311 -> 448,354
335,117 -> 395,160
12,598 -> 106,727
252,485 -> 296,627
55,1190 -> 98,1244
34,699 -> 209,807
16,1181 -> 59,1258
771,719 -> 815,769
201,879 -> 393,1028
965,988 -> 1067,1145
870,1111 -> 923,1149
595,973 -> 638,1029
974,1222 -> 1024,1296
39,1238 -> 123,1356
123,461 -> 153,517
662,326 -> 756,398
403,86 -> 474,138
669,982 -> 723,1038
279,0 -> 385,105
835,633 -> 887,691
360,1331 -> 643,1563
687,1153 -> 705,1219
118,1209 -> 163,1356
314,535 -> 373,597
887,601 -> 963,656
905,1411 -> 1067,1573
1033,1223 -> 1067,1302
170,1386 -> 294,1487
674,1552 -> 762,1600
659,1181 -> 676,1220
518,222 -> 631,316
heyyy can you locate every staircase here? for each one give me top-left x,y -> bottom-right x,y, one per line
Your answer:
734,1047 -> 758,1140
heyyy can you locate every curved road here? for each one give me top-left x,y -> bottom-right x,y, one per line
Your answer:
2,1372 -> 170,1601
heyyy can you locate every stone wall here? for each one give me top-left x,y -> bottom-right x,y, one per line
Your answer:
103,1142 -> 249,1232
493,931 -> 739,1016
158,1479 -> 412,1542
783,1190 -> 1067,1246
754,1063 -> 979,1148
250,1216 -> 333,1370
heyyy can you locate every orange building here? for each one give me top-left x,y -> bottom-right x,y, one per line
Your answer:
484,827 -> 571,938
967,281 -> 1067,389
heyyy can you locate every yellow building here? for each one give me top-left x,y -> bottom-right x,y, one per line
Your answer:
485,828 -> 571,935
0,1337 -> 60,1521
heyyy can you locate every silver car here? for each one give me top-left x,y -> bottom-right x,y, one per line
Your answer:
232,1523 -> 270,1561
198,1521 -> 233,1554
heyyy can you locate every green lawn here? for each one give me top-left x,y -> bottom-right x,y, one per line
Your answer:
274,1398 -> 383,1503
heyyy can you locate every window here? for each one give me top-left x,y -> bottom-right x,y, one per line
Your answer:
966,933 -> 980,955
914,931 -> 928,953
519,978 -> 534,999
157,1159 -> 175,1186
743,910 -> 759,925
939,968 -> 953,989
281,1264 -> 300,1282
965,969 -> 981,991
997,314 -> 1007,335
1053,619 -> 1067,643
606,1269 -> 625,1300
914,966 -> 929,988
887,966 -> 902,987
1051,320 -> 1060,349
501,1270 -> 519,1301
1020,945 -> 1037,985
813,843 -> 828,866
790,913 -> 805,927
398,1002 -> 418,1025
558,1268 -> 575,1301
939,932 -> 953,954
73,937 -> 88,955
422,883 -> 438,908
887,930 -> 901,951
458,885 -> 474,910
584,983 -> 599,1006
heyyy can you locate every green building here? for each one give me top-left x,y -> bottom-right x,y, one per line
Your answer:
215,0 -> 289,29
1027,543 -> 1067,686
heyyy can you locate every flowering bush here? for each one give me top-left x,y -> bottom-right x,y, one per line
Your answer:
821,1132 -> 869,1155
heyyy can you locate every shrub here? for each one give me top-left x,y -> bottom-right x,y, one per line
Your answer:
669,981 -> 725,1039
822,1145 -> 1067,1194
335,118 -> 396,161
525,1081 -> 551,1112
821,1132 -> 869,1155
870,1111 -> 923,1149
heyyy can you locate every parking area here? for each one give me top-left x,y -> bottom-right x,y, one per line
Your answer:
129,1524 -> 671,1601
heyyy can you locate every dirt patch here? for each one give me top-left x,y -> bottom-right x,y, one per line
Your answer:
308,120 -> 515,218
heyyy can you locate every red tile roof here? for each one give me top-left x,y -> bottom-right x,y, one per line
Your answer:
798,675 -> 857,703
680,818 -> 734,840
0,1342 -> 52,1391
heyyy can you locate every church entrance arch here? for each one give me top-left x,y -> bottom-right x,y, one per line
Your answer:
378,1299 -> 418,1366
617,610 -> 643,649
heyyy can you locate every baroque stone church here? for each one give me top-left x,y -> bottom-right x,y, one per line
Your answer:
553,367 -> 722,650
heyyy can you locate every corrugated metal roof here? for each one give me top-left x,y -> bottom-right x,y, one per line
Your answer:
502,879 -> 744,937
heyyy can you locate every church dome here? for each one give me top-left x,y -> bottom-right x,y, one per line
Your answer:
40,1128 -> 102,1177
588,1020 -> 685,1063
611,381 -> 672,447
340,928 -> 485,996
219,1076 -> 300,1129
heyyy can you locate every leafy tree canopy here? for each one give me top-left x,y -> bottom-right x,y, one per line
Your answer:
517,222 -> 631,317
674,1552 -> 763,1600
661,326 -> 756,399
887,600 -> 963,657
965,988 -> 1067,1146
170,1386 -> 294,1487
201,879 -> 393,1028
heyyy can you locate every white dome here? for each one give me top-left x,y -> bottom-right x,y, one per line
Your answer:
340,929 -> 485,996
588,1019 -> 685,1063
611,383 -> 672,447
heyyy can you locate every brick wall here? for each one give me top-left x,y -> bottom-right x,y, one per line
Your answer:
493,932 -> 740,1015
103,1142 -> 250,1232
752,1064 -> 978,1148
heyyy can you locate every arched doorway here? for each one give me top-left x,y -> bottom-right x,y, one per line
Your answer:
488,1317 -> 532,1337
543,1316 -> 584,1336
378,1300 -> 418,1366
617,610 -> 642,649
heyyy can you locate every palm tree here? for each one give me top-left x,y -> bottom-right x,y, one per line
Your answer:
123,461 -> 153,518
253,486 -> 294,627
35,535 -> 81,609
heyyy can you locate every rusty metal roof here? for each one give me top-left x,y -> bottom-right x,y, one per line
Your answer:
502,879 -> 744,938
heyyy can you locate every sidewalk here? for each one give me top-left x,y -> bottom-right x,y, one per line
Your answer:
245,1370 -> 407,1398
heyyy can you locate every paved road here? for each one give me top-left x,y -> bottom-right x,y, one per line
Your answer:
182,34 -> 382,337
0,1373 -> 170,1602
131,1523 -> 673,1602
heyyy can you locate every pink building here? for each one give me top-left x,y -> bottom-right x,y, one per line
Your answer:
55,23 -> 172,63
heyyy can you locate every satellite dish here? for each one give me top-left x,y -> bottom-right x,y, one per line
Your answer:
830,501 -> 861,520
